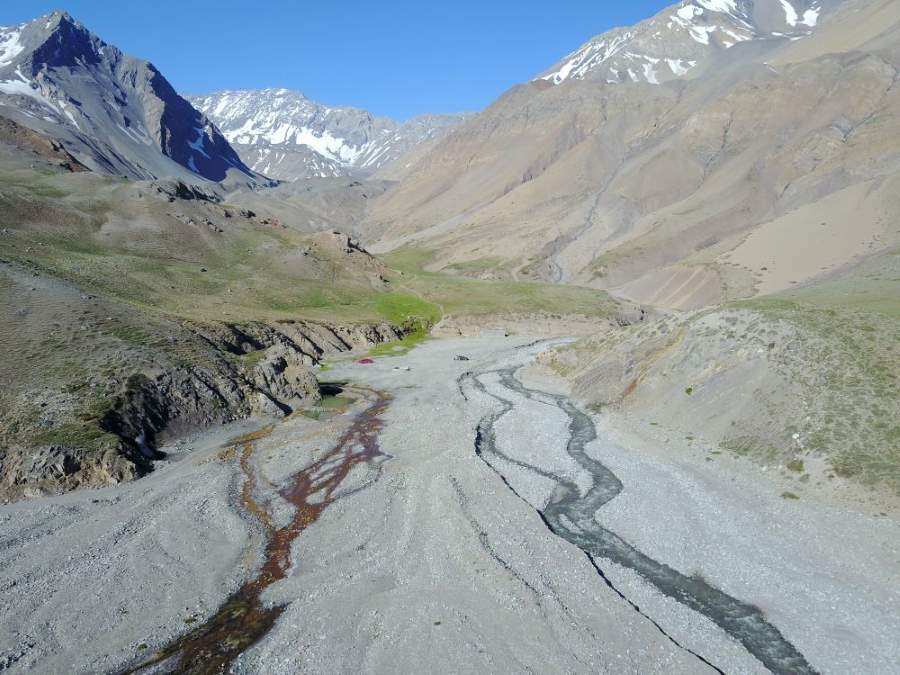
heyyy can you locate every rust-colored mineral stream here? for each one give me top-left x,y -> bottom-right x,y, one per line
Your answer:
123,390 -> 391,675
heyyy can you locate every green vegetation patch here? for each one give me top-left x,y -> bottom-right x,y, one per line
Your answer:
240,349 -> 268,370
368,329 -> 430,358
300,390 -> 357,420
374,291 -> 441,326
381,247 -> 437,275
786,459 -> 804,473
382,246 -> 617,319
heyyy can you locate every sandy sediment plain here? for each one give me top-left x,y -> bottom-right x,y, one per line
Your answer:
1,337 -> 897,674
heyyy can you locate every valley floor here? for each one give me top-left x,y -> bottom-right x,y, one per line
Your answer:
0,337 -> 897,674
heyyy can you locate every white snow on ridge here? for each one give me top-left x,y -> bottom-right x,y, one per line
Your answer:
0,67 -> 60,113
58,99 -> 80,130
539,0 -> 824,87
666,58 -> 696,76
0,28 -> 25,67
801,4 -> 821,27
188,127 -> 210,159
780,1 -> 819,28
0,78 -> 39,98
190,89 -> 464,179
696,0 -> 739,14
199,90 -> 367,167
541,32 -> 633,84
780,0 -> 800,26
676,4 -> 702,21
227,120 -> 362,165
292,126 -> 362,164
689,24 -> 717,45
549,59 -> 578,84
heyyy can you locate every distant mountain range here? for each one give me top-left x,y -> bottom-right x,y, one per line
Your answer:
0,11 -> 251,182
188,89 -> 469,181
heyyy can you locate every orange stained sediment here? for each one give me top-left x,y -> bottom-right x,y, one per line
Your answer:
123,390 -> 392,675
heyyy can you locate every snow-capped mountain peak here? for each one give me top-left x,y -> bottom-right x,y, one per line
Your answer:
189,89 -> 468,181
539,0 -> 826,86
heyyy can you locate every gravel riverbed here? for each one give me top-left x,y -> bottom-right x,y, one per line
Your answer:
1,337 -> 896,674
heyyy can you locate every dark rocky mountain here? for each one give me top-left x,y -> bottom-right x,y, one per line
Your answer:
0,11 -> 252,181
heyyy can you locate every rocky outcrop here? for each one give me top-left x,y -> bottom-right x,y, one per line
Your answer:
0,114 -> 88,172
0,317 -> 406,503
104,318 -> 404,455
99,368 -> 246,462
250,344 -> 321,415
195,319 -> 403,363
153,178 -> 222,203
0,445 -> 136,501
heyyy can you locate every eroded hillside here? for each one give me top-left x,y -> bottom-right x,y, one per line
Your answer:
367,0 -> 900,312
544,250 -> 900,500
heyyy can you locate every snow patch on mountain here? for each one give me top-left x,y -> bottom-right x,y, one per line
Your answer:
0,26 -> 26,66
801,5 -> 822,26
780,0 -> 801,25
0,66 -> 58,113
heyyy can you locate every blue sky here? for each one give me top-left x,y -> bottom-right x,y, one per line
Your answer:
3,1 -> 671,119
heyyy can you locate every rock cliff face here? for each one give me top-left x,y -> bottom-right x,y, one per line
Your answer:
0,317 -> 404,503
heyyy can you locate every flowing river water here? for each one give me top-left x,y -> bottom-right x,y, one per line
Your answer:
469,366 -> 818,675
122,389 -> 391,675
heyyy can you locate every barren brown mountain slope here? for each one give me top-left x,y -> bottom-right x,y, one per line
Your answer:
367,0 -> 900,311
